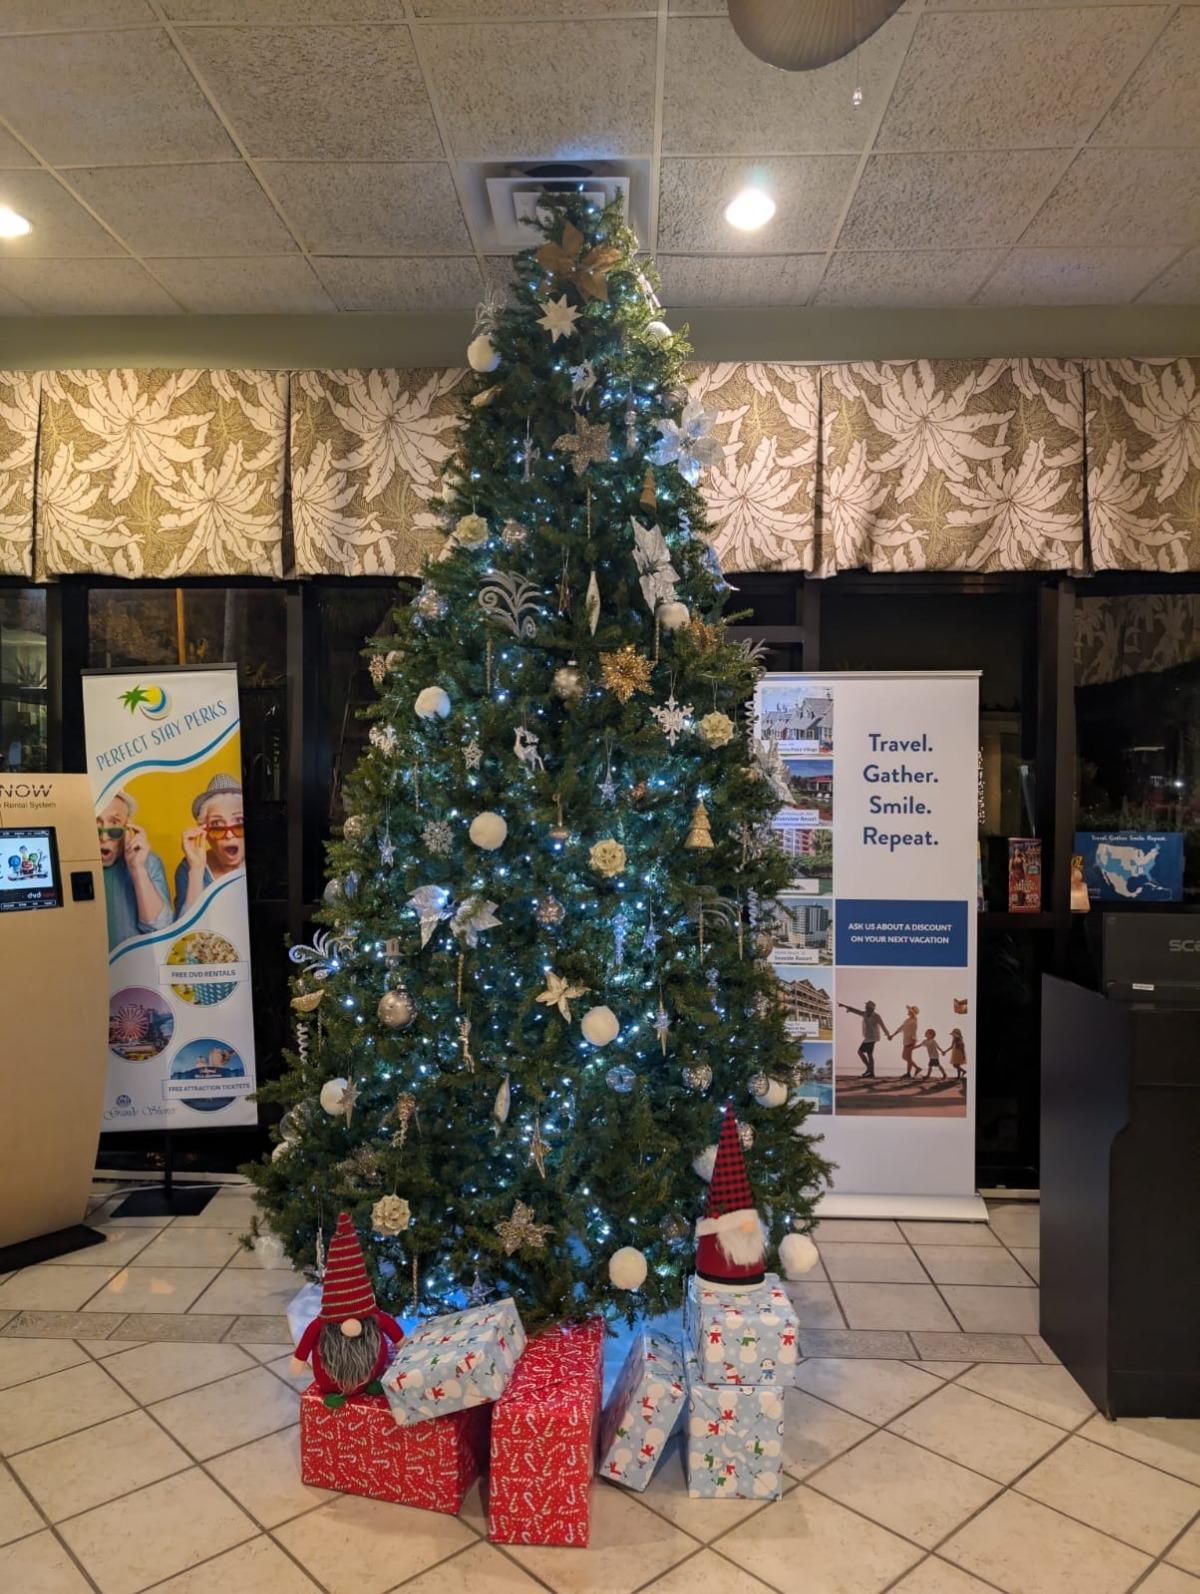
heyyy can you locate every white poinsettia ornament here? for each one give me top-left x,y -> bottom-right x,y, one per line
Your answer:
650,398 -> 723,486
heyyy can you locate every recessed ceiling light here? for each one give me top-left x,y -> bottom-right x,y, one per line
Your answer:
724,187 -> 775,232
0,206 -> 32,239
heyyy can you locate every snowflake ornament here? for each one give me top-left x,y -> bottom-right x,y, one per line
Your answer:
650,399 -> 723,486
538,294 -> 581,343
650,692 -> 694,748
422,819 -> 453,856
369,723 -> 398,755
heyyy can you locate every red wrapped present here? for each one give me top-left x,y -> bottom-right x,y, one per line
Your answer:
299,1382 -> 489,1514
488,1317 -> 604,1547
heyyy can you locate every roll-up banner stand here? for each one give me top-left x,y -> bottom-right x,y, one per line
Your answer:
82,667 -> 259,1199
754,672 -> 985,1222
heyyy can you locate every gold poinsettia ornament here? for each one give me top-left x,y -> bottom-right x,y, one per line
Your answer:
536,220 -> 622,303
600,644 -> 653,703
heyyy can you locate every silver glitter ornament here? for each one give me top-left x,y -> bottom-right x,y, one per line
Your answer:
606,1064 -> 636,1094
414,585 -> 447,621
377,988 -> 416,1029
661,1215 -> 689,1243
682,1064 -> 713,1092
747,1071 -> 769,1098
738,1121 -> 755,1150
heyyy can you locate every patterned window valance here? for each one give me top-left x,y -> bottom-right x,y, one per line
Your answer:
36,369 -> 286,579
819,359 -> 1085,574
1076,592 -> 1200,687
0,371 -> 39,579
1085,359 -> 1200,573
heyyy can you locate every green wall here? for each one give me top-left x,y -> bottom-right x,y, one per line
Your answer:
1,304 -> 1196,370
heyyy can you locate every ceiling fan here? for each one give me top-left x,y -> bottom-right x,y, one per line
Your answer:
727,0 -> 906,70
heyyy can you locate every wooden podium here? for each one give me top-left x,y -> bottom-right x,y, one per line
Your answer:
0,774 -> 108,1256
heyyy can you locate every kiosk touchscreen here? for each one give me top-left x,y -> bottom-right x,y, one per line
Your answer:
0,825 -> 64,913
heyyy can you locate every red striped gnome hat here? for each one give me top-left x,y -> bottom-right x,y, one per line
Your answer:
695,1104 -> 766,1289
319,1213 -> 377,1326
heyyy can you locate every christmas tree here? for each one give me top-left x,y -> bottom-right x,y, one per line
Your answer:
247,196 -> 830,1332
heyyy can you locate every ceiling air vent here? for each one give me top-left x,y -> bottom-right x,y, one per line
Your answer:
462,160 -> 646,253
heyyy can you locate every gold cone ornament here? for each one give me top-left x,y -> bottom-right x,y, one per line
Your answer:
684,799 -> 714,851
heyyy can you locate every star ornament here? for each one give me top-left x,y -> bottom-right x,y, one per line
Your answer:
495,1200 -> 552,1256
553,412 -> 611,477
536,221 -> 622,302
600,643 -> 654,703
537,970 -> 589,1021
537,294 -> 581,343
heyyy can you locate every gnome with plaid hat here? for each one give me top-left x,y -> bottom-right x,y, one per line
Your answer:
290,1212 -> 405,1399
695,1105 -> 768,1290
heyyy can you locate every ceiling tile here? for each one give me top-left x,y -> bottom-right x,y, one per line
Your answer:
0,1 -> 156,28
657,253 -> 827,306
177,25 -> 442,161
0,257 -> 180,312
813,249 -> 1002,307
259,162 -> 471,254
1023,148 -> 1200,246
68,163 -> 296,257
975,246 -> 1179,304
877,7 -> 1165,152
663,13 -> 914,155
164,2 -> 403,16
421,20 -> 657,159
0,128 -> 36,167
839,151 -> 1069,249
1137,246 -> 1200,304
414,0 -> 640,12
0,282 -> 32,313
658,156 -> 858,253
1090,9 -> 1200,148
0,170 -> 123,256
313,255 -> 483,311
146,255 -> 335,312
0,29 -> 234,166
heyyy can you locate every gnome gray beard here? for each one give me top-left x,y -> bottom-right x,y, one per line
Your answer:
318,1318 -> 382,1394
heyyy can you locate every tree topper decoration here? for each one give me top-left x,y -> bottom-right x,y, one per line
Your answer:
536,220 -> 622,302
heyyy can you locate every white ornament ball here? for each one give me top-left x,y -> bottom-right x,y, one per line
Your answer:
271,1140 -> 291,1163
608,1246 -> 648,1291
469,811 -> 507,850
319,1078 -> 349,1116
644,319 -> 673,344
692,1144 -> 718,1182
414,685 -> 451,720
780,1231 -> 820,1280
467,333 -> 500,373
581,1005 -> 620,1047
377,989 -> 415,1029
552,663 -> 585,701
658,600 -> 690,632
754,1077 -> 789,1108
253,1233 -> 286,1268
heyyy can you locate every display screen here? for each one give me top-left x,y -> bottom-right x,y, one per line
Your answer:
0,826 -> 63,912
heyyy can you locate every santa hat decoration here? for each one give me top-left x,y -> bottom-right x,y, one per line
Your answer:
695,1104 -> 766,1290
319,1212 -> 377,1331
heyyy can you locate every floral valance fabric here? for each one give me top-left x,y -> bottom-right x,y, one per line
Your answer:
10,359 -> 1200,579
36,370 -> 286,579
1076,592 -> 1200,687
0,371 -> 39,579
820,360 -> 1086,574
1084,360 -> 1200,573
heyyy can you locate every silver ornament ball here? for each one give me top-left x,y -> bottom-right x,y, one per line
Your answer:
682,1063 -> 713,1092
377,989 -> 416,1029
606,1064 -> 636,1094
747,1071 -> 769,1098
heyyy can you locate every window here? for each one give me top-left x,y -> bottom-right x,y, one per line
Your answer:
0,589 -> 48,771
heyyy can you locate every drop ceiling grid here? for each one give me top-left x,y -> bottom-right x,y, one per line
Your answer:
0,0 -> 1193,315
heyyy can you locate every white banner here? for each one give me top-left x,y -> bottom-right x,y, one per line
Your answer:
755,671 -> 980,1215
82,666 -> 258,1130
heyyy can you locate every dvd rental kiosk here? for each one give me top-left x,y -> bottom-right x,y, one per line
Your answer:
0,774 -> 108,1256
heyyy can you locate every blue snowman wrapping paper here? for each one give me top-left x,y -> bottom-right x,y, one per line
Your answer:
684,1273 -> 799,1386
381,1297 -> 526,1427
683,1347 -> 785,1499
597,1331 -> 686,1492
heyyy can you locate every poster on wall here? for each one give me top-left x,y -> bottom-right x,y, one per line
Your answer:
82,666 -> 258,1130
755,671 -> 982,1217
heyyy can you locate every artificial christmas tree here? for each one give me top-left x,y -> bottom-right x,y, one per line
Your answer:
247,194 -> 830,1333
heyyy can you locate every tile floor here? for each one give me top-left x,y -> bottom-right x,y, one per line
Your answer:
0,1189 -> 1197,1594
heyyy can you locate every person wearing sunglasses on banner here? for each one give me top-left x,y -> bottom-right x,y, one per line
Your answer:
96,790 -> 173,950
175,773 -> 247,920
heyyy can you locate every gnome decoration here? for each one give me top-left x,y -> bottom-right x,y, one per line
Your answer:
694,1105 -> 768,1290
290,1212 -> 405,1402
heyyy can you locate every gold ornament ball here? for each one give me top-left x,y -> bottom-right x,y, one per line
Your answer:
343,814 -> 366,841
552,663 -> 586,701
377,989 -> 415,1029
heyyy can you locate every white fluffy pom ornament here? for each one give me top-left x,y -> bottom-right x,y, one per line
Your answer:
469,811 -> 507,850
608,1246 -> 648,1291
779,1231 -> 820,1279
467,333 -> 500,372
644,319 -> 673,345
658,600 -> 690,632
414,685 -> 451,720
581,1005 -> 620,1046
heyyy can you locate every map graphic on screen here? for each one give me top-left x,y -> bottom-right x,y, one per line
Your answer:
0,826 -> 62,912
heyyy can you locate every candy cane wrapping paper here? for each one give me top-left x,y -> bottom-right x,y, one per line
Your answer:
682,1348 -> 785,1500
298,1385 -> 489,1512
597,1331 -> 686,1492
488,1318 -> 604,1547
381,1297 -> 526,1427
684,1272 -> 799,1386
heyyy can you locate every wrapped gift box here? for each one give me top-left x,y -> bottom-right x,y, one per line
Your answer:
382,1297 -> 525,1427
684,1272 -> 799,1386
682,1348 -> 785,1500
299,1383 -> 489,1513
488,1317 -> 605,1547
598,1331 -> 686,1492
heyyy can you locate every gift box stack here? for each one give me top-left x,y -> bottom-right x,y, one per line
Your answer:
681,1109 -> 798,1500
